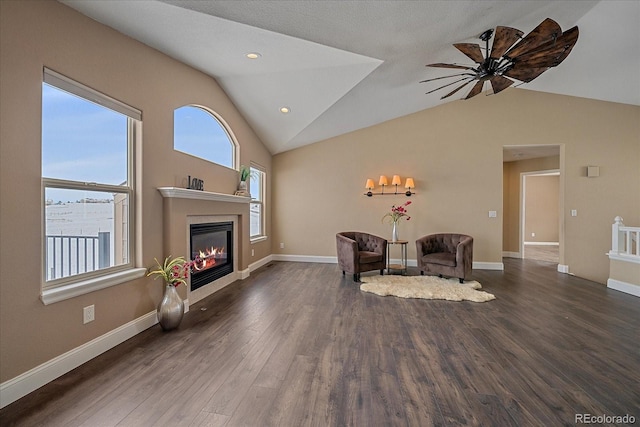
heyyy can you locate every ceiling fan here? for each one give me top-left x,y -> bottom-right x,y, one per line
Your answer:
421,18 -> 579,100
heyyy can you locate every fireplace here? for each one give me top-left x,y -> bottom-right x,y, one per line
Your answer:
190,221 -> 234,291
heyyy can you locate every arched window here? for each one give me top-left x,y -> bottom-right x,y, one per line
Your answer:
174,105 -> 237,169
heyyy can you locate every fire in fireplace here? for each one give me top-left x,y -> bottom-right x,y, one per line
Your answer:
190,221 -> 233,291
192,246 -> 225,272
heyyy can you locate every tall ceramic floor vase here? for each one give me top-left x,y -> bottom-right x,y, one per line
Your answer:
157,283 -> 184,331
392,221 -> 399,242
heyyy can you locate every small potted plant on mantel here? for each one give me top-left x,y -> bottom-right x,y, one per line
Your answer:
235,165 -> 254,197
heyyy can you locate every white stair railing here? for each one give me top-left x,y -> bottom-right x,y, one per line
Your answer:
610,216 -> 640,260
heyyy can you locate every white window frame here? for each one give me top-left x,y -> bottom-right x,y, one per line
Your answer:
250,163 -> 267,243
41,68 -> 145,305
173,105 -> 239,170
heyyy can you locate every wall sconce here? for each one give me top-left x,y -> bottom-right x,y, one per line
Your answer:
365,175 -> 415,197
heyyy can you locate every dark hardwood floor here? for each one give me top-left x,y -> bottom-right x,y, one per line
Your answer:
1,258 -> 638,426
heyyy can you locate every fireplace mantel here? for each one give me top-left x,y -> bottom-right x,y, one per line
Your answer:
159,187 -> 250,305
158,187 -> 251,204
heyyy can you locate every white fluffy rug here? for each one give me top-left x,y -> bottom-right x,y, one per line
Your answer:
360,275 -> 495,302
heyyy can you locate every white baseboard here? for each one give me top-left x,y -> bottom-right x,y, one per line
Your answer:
389,258 -> 417,267
523,242 -> 559,246
273,254 -> 503,271
248,255 -> 274,273
0,310 -> 159,409
557,264 -> 570,274
502,251 -> 522,259
239,268 -> 250,280
607,278 -> 640,298
473,262 -> 504,270
272,254 -> 336,263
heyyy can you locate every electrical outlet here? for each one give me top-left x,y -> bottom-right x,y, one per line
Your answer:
280,242 -> 285,249
571,209 -> 578,217
531,232 -> 536,237
83,305 -> 95,324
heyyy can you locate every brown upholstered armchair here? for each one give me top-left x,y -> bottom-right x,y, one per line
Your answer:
336,232 -> 387,282
416,234 -> 473,283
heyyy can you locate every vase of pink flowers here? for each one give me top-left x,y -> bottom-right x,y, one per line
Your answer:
147,256 -> 191,331
382,201 -> 411,242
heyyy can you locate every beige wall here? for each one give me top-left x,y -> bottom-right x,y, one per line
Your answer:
609,259 -> 640,288
273,90 -> 639,284
524,175 -> 559,243
0,1 -> 271,382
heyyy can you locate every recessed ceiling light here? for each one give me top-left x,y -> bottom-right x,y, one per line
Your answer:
280,107 -> 290,114
246,52 -> 261,59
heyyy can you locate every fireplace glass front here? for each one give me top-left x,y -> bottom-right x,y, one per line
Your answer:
190,221 -> 233,291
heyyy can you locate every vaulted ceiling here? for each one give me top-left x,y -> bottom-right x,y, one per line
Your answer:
61,0 -> 640,154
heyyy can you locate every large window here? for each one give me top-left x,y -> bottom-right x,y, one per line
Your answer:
42,68 -> 141,301
174,105 -> 237,169
250,164 -> 266,241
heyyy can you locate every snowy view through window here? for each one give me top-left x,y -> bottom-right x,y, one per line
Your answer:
42,80 -> 131,282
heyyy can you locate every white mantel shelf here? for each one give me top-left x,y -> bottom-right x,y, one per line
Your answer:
158,187 -> 251,204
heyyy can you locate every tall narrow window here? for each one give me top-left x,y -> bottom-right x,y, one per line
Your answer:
174,105 -> 237,169
250,164 -> 266,241
42,69 -> 139,292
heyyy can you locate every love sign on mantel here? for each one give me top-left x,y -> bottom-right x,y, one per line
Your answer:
187,175 -> 204,191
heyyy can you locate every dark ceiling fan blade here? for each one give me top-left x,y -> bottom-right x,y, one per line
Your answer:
544,28 -> 579,67
440,79 -> 475,99
511,26 -> 579,68
426,63 -> 476,70
453,43 -> 485,63
505,18 -> 562,59
489,75 -> 514,94
503,66 -> 548,82
465,80 -> 485,99
425,77 -> 474,95
490,26 -> 524,59
420,72 -> 474,83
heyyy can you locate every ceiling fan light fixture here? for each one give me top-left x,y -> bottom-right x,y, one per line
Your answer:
479,29 -> 494,42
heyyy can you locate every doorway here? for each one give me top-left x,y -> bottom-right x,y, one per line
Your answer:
521,171 -> 559,263
503,145 -> 563,266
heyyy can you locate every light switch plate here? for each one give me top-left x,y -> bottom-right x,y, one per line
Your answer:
488,211 -> 497,218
